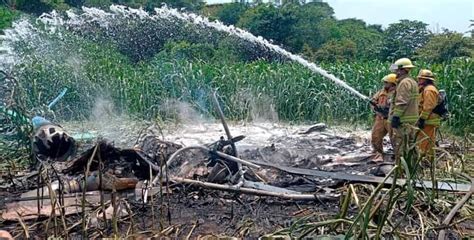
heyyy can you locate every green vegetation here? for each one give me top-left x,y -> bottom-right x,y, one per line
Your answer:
0,3 -> 472,238
216,2 -> 472,62
0,1 -> 472,163
8,36 -> 473,134
417,30 -> 474,63
0,6 -> 19,31
1,1 -> 472,62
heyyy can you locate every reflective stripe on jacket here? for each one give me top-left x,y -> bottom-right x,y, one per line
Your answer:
390,75 -> 419,124
419,85 -> 440,126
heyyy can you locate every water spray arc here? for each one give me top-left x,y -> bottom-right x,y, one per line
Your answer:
36,5 -> 369,102
152,6 -> 370,101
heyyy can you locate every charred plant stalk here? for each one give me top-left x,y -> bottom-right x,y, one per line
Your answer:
438,174 -> 474,240
345,166 -> 398,239
149,165 -> 156,230
18,215 -> 30,239
43,168 -> 59,236
375,164 -> 401,239
165,154 -> 172,224
82,144 -> 99,237
337,186 -> 352,220
185,221 -> 198,240
368,192 -> 388,221
36,163 -> 43,229
112,187 -> 118,237
51,165 -> 68,235
159,155 -> 164,230
124,200 -> 135,236
98,150 -> 108,230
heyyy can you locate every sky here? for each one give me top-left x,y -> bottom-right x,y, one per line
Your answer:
206,0 -> 473,34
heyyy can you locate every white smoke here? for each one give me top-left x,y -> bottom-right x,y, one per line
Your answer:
160,99 -> 210,125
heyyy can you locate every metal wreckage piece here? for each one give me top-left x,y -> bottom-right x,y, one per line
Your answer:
22,89 -> 474,207
0,85 -> 74,161
32,120 -> 76,161
31,88 -> 74,161
143,91 -> 335,201
145,144 -> 330,202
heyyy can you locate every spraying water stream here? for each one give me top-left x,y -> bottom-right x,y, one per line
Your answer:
0,4 -> 371,124
30,5 -> 369,101
150,6 -> 370,101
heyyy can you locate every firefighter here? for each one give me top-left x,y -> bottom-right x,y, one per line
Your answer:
416,69 -> 440,158
370,73 -> 396,162
388,58 -> 419,162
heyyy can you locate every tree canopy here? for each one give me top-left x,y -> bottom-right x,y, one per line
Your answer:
0,1 -> 472,63
417,30 -> 473,63
380,20 -> 431,61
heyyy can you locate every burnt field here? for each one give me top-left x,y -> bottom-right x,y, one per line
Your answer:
0,122 -> 473,239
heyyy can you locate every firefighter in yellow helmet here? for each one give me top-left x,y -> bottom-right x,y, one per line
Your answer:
416,69 -> 440,158
370,74 -> 397,162
388,58 -> 419,162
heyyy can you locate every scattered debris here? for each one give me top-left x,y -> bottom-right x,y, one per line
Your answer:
438,174 -> 474,239
0,230 -> 13,240
2,191 -> 102,221
171,177 -> 338,201
63,138 -> 180,179
33,125 -> 73,161
20,172 -> 138,199
246,159 -> 473,192
1,121 -> 472,238
298,123 -> 327,135
100,202 -> 129,220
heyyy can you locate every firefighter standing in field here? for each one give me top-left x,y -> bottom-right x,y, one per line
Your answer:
388,58 -> 419,162
416,69 -> 440,159
370,74 -> 397,162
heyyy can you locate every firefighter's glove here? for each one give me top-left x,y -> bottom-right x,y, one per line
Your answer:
417,118 -> 425,129
391,116 -> 401,129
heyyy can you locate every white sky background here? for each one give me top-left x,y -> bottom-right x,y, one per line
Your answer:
206,0 -> 473,34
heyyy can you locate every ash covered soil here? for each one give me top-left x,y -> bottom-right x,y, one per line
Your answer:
4,120 -> 457,238
62,121 -> 388,238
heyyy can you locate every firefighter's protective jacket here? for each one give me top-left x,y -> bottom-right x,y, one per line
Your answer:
419,85 -> 440,126
390,75 -> 419,124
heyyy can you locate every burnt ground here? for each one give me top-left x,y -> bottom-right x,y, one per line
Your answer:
123,188 -> 339,239
0,122 -> 473,238
0,188 -> 339,239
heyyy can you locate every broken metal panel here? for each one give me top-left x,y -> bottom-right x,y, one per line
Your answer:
248,159 -> 472,192
2,191 -> 102,221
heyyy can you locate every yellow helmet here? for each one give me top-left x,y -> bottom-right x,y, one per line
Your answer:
382,73 -> 397,84
390,58 -> 415,71
417,69 -> 436,81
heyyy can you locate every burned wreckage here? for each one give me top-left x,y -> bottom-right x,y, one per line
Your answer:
1,91 -> 472,238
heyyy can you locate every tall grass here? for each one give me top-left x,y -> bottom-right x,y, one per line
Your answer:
11,42 -> 473,134
1,20 -> 472,135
